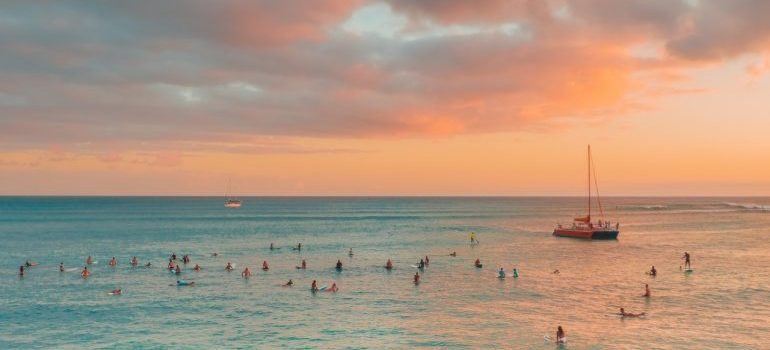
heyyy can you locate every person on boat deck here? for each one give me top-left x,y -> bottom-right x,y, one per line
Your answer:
175,265 -> 182,274
285,279 -> 294,286
335,260 -> 343,270
649,265 -> 657,276
19,265 -> 25,276
193,264 -> 201,272
619,308 -> 645,317
109,257 -> 117,266
225,262 -> 234,271
242,267 -> 251,278
418,259 -> 425,269
329,283 -> 338,293
498,268 -> 506,278
86,256 -> 93,264
414,272 -> 420,284
301,259 -> 307,269
385,259 -> 393,270
59,262 -> 64,272
474,259 -> 482,267
556,326 -> 566,344
311,280 -> 319,292
682,252 -> 691,269
111,288 -> 121,295
643,284 -> 651,297
81,266 -> 90,278
262,261 -> 269,270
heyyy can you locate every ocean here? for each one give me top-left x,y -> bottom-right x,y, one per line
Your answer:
1,197 -> 769,349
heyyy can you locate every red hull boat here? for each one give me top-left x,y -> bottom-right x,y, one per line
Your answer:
553,145 -> 619,240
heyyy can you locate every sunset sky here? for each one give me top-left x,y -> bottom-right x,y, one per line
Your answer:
2,0 -> 770,196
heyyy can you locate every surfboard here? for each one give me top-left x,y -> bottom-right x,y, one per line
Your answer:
65,268 -> 79,272
684,269 -> 694,273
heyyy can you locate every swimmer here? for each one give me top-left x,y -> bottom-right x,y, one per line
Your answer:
130,256 -> 138,266
553,269 -> 560,274
171,253 -> 177,261
512,268 -> 519,278
335,260 -> 343,270
385,259 -> 393,270
348,248 -> 354,256
168,259 -> 176,270
109,257 -> 117,266
643,284 -> 650,298
262,261 -> 269,271
328,282 -> 338,293
242,267 -> 251,278
19,265 -> 25,276
449,252 -> 457,257
145,262 -> 152,268
619,308 -> 645,317
86,256 -> 93,265
474,259 -> 482,268
175,265 -> 182,275
284,279 -> 294,287
81,266 -> 91,278
59,262 -> 64,272
311,280 -> 319,292
225,262 -> 234,271
498,268 -> 506,278
183,255 -> 190,264
176,280 -> 195,286
298,259 -> 307,269
418,259 -> 425,269
211,252 -> 219,257
25,260 -> 34,267
470,231 -> 477,244
556,326 -> 566,344
424,256 -> 429,265
110,288 -> 122,295
414,272 -> 420,284
648,265 -> 657,276
269,243 -> 275,250
193,264 -> 201,272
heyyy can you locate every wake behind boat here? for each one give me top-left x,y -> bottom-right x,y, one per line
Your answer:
553,145 -> 619,240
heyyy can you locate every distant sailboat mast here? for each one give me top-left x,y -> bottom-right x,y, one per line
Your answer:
224,177 -> 242,208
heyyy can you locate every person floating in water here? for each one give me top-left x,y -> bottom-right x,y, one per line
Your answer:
86,256 -> 93,265
225,262 -> 234,271
193,264 -> 201,272
682,252 -> 691,269
110,288 -> 122,295
648,266 -> 657,276
59,262 -> 64,272
512,268 -> 519,278
284,279 -> 294,287
470,231 -> 477,244
498,268 -> 506,278
474,259 -> 482,268
619,307 -> 645,317
335,260 -> 343,270
109,257 -> 117,266
348,248 -> 354,256
177,280 -> 195,286
385,259 -> 393,270
643,284 -> 651,298
242,267 -> 251,278
556,326 -> 566,344
414,272 -> 420,284
81,266 -> 91,278
328,283 -> 338,293
311,280 -> 319,292
262,261 -> 269,271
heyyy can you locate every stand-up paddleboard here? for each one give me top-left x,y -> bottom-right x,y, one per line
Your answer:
474,264 -> 483,268
684,268 -> 694,273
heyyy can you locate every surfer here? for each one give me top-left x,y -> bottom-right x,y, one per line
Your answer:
109,257 -> 117,266
262,261 -> 269,271
81,266 -> 90,278
556,326 -> 566,344
648,266 -> 657,276
643,284 -> 650,298
242,267 -> 252,278
385,259 -> 393,270
414,272 -> 420,284
328,283 -> 338,293
59,262 -> 64,272
474,259 -> 482,268
498,268 -> 506,278
335,260 -> 343,270
86,256 -> 93,265
682,252 -> 691,269
193,264 -> 201,272
311,280 -> 319,292
293,243 -> 302,251
285,279 -> 294,287
225,262 -> 234,271
619,308 -> 645,317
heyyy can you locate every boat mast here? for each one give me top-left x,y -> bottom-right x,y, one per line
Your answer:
588,144 -> 591,222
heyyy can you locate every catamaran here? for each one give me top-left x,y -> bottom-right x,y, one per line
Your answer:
553,145 -> 619,239
224,178 -> 241,208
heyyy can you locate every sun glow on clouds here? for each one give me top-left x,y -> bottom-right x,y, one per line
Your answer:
2,0 -> 770,195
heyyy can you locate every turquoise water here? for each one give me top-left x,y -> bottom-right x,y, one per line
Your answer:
1,197 -> 769,349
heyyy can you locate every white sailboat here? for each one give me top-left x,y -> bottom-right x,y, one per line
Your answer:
224,178 -> 242,208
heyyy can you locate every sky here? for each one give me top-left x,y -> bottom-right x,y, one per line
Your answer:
1,0 -> 770,196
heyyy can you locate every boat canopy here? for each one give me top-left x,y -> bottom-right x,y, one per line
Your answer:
574,215 -> 591,223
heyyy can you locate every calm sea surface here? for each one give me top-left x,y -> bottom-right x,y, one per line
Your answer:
1,197 -> 769,349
